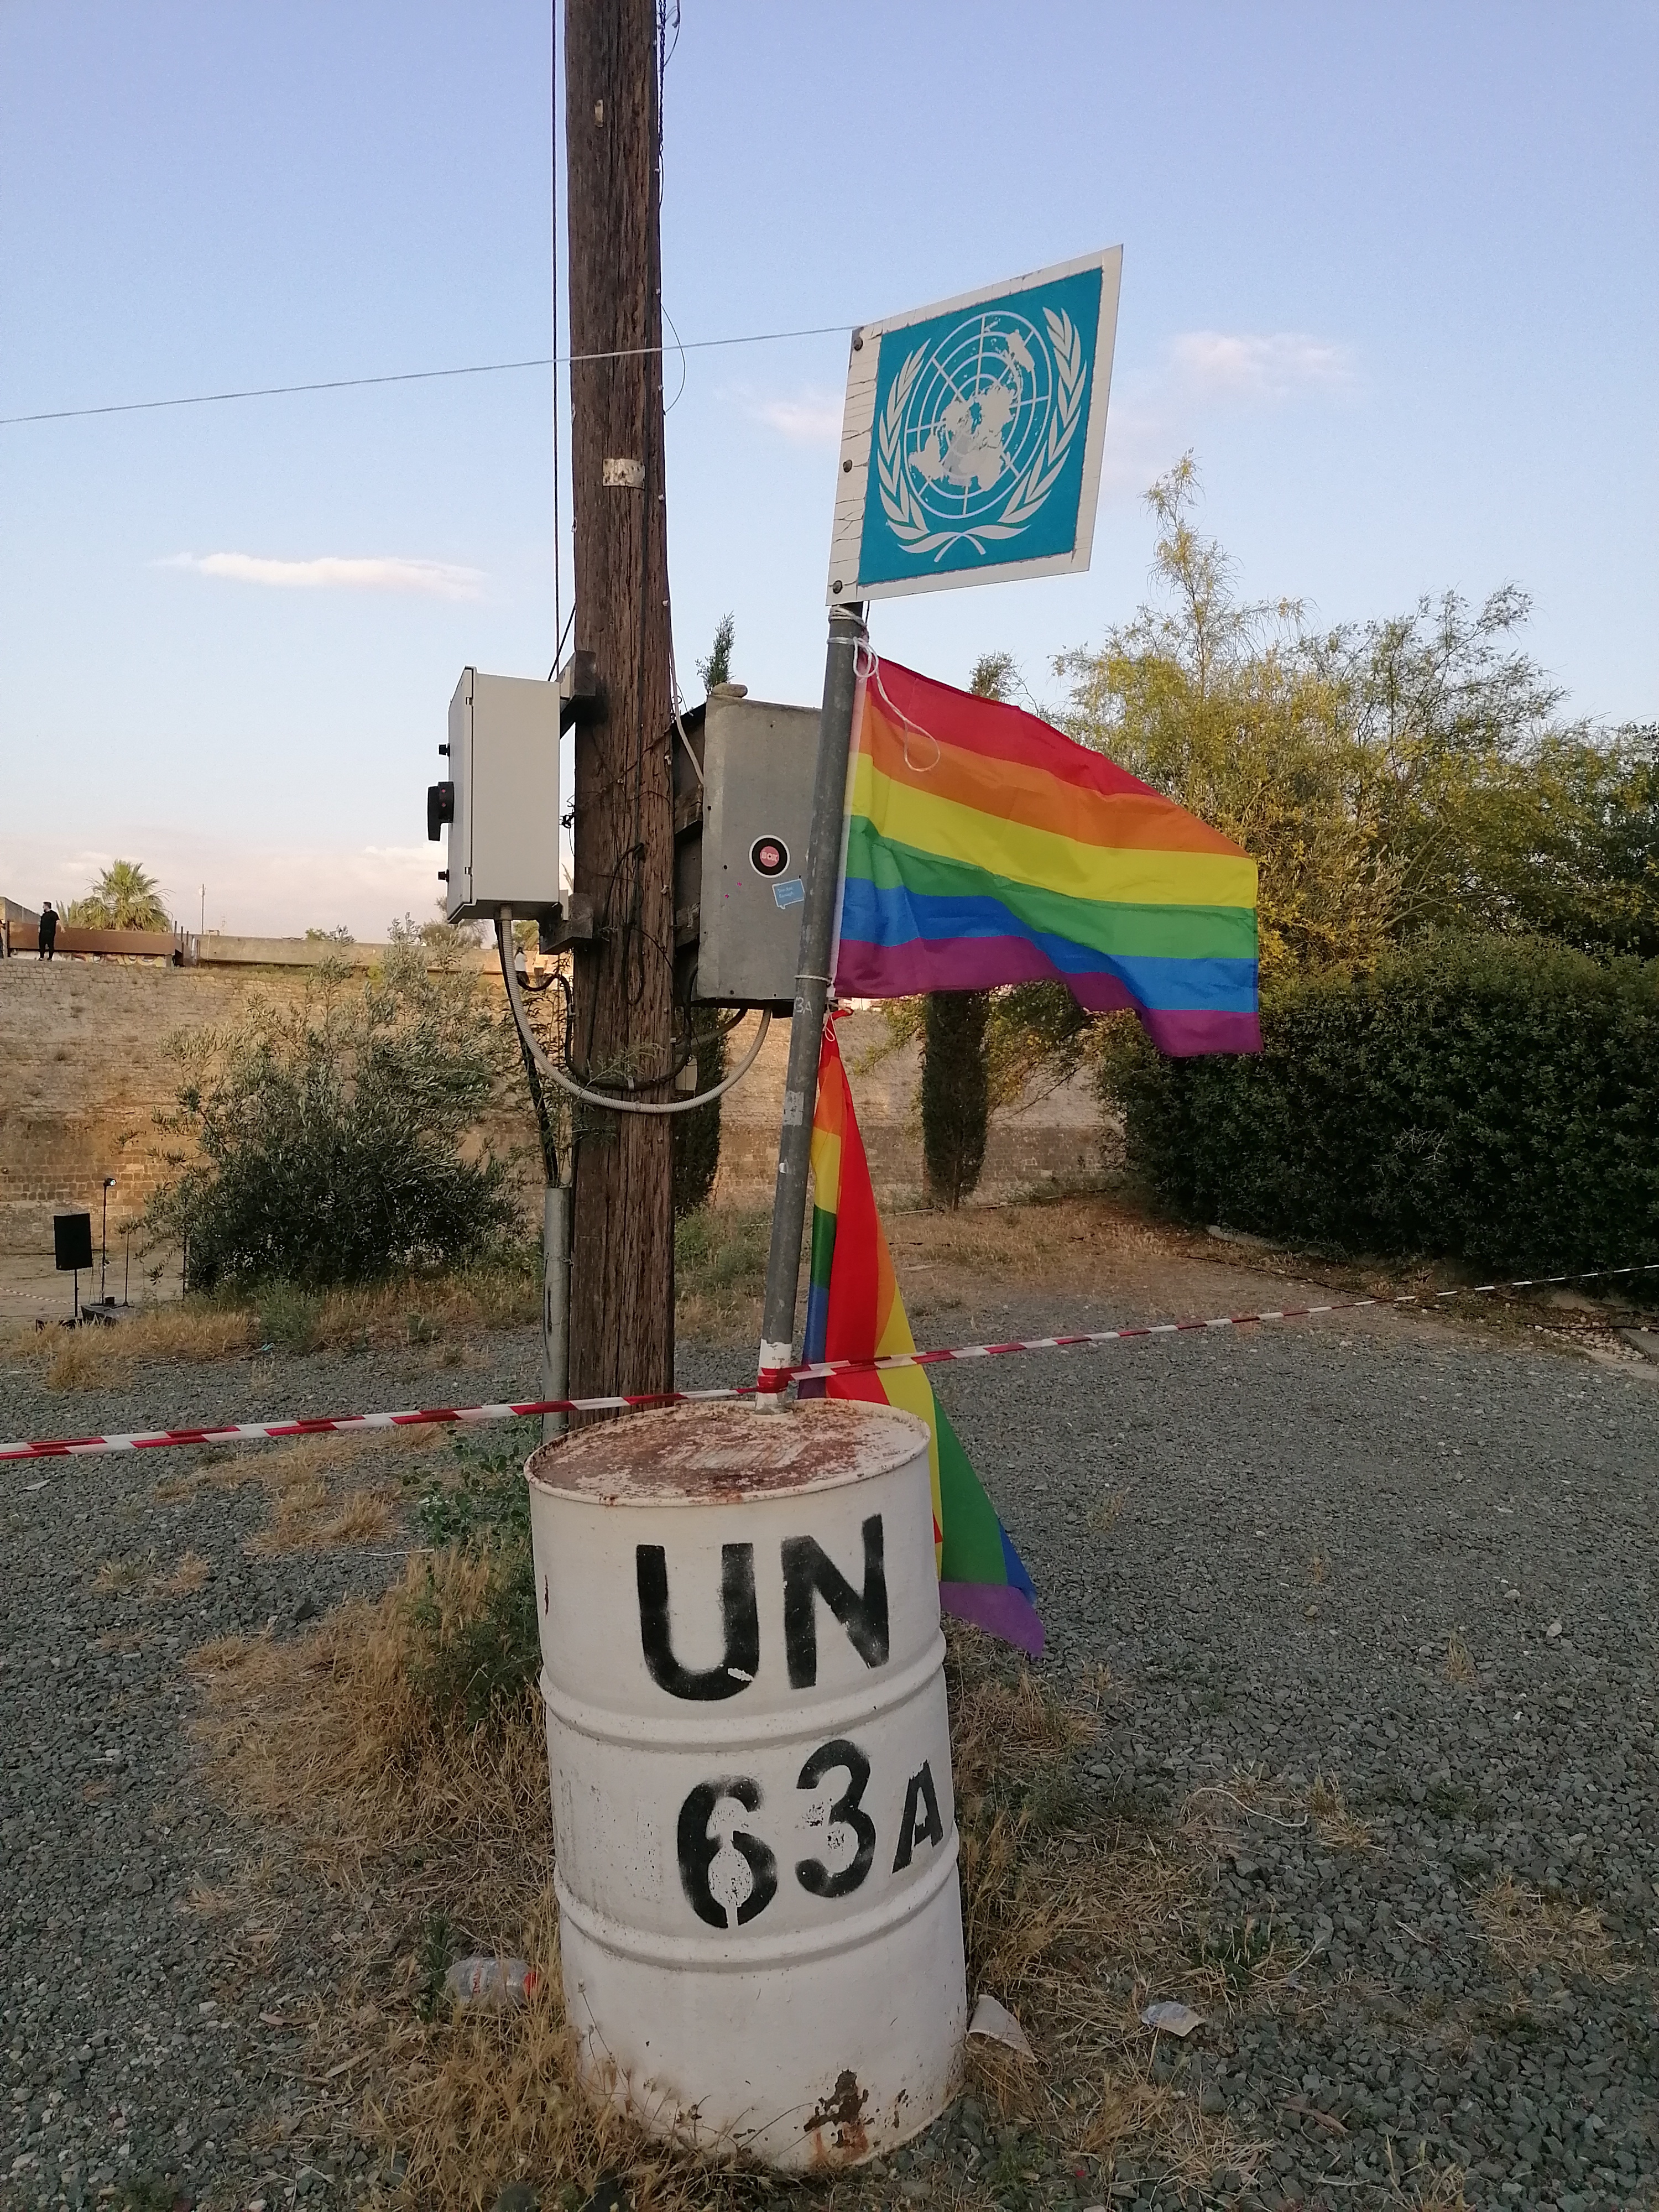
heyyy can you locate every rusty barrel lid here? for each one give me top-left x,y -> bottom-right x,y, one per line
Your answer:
526,1398 -> 930,1509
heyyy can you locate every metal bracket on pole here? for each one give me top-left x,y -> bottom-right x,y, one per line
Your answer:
557,649 -> 601,733
755,602 -> 866,1402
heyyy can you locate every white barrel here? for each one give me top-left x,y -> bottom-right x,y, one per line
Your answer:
526,1399 -> 966,2169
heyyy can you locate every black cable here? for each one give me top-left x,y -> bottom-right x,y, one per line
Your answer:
0,324 -> 851,429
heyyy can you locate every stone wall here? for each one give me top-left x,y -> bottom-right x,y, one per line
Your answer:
0,959 -> 528,1256
0,960 -> 1104,1258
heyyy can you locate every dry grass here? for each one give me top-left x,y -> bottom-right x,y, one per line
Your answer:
92,1550 -> 155,1593
1308,1550 -> 1329,1586
1472,1876 -> 1626,1981
156,1426 -> 434,1550
319,1488 -> 402,1545
23,1257 -> 541,1386
286,1262 -> 541,1353
45,1333 -> 109,1390
95,1547 -> 213,1598
1444,1631 -> 1477,1685
673,1207 -> 770,1342
154,1548 -> 213,1596
187,1553 -> 681,2207
1306,1773 -> 1375,1851
1384,2140 -> 1471,2209
673,1187 -> 1280,1352
185,1880 -> 237,1918
244,1478 -> 332,1554
155,1424 -> 439,1512
1183,1767 -> 1373,1862
44,1304 -> 258,1389
1088,1487 -> 1127,1536
185,1573 -> 1271,2208
1080,2069 -> 1265,2190
886,1193 -> 1171,1298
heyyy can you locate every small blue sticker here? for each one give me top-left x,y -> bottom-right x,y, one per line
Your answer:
773,878 -> 805,909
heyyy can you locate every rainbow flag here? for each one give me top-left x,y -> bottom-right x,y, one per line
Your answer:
835,656 -> 1261,1057
804,1019 -> 1042,1656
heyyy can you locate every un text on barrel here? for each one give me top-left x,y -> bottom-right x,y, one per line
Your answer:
526,1399 -> 966,2169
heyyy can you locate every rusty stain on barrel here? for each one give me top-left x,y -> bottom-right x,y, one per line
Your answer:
527,1397 -> 967,2169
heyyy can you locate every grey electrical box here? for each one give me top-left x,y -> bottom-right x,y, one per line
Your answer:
677,687 -> 820,1009
437,668 -> 563,924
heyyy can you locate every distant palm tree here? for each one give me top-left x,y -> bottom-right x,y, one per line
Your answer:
64,859 -> 170,931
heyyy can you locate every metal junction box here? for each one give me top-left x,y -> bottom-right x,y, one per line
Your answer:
438,668 -> 564,924
676,687 -> 820,1009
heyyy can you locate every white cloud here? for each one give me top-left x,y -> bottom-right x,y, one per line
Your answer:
160,551 -> 484,600
2,827 -> 444,941
1168,330 -> 1355,402
750,389 -> 844,445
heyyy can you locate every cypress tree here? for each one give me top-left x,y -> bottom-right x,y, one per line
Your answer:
917,651 -> 1014,1208
921,989 -> 990,1207
674,614 -> 739,1215
672,1015 -> 727,1217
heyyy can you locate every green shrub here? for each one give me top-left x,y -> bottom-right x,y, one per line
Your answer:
408,1430 -> 540,1729
674,1205 -> 768,1316
147,932 -> 521,1290
255,1282 -> 323,1353
1106,936 -> 1659,1280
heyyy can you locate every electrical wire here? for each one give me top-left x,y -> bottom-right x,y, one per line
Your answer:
497,914 -> 769,1117
0,324 -> 852,429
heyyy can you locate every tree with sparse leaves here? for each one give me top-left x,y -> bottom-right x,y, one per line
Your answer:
1057,454 -> 1652,971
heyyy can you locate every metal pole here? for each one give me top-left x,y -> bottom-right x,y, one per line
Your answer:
541,1179 -> 571,1445
756,601 -> 865,1395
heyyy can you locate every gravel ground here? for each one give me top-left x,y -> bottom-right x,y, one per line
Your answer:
3,1293 -> 1657,2212
0,1334 -> 546,2212
927,1301 -> 1659,2212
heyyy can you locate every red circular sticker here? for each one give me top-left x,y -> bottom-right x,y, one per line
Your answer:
749,836 -> 790,879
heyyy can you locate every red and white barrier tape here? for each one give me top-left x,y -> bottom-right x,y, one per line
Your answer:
3,1260 -> 1654,1467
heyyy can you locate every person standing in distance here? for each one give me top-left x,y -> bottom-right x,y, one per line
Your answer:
38,901 -> 58,960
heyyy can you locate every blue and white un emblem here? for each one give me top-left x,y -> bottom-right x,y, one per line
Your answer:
851,258 -> 1111,592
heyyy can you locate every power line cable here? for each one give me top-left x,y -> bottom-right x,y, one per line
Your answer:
0,322 -> 851,429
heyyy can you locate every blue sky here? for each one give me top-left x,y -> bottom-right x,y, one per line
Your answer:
3,1 -> 1654,936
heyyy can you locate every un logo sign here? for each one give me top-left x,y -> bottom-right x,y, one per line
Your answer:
879,306 -> 1085,561
834,250 -> 1120,602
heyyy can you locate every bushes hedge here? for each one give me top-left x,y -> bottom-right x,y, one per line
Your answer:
1107,936 -> 1659,1279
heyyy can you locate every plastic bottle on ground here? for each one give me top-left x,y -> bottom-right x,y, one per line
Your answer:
444,1956 -> 539,2008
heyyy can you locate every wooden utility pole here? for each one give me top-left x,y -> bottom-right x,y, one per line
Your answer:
564,0 -> 676,1400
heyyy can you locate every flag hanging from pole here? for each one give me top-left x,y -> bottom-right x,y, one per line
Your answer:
835,656 -> 1261,1057
804,1018 -> 1042,1656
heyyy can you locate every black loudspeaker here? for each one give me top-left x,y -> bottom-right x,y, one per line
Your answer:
54,1212 -> 93,1272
